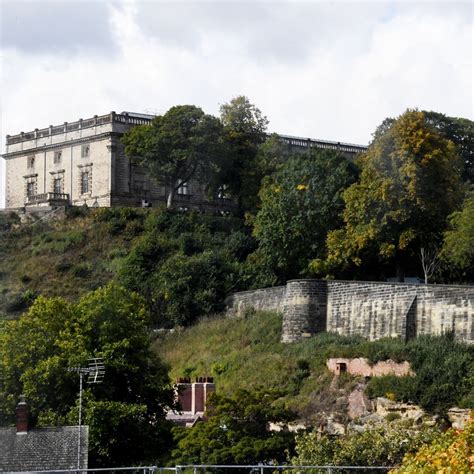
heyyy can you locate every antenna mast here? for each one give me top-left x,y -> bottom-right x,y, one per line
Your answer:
67,357 -> 105,470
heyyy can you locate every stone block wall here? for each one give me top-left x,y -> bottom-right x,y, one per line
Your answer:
225,285 -> 286,316
326,281 -> 418,342
226,279 -> 474,344
282,280 -> 328,343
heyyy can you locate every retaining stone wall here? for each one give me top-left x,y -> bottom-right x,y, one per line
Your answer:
225,285 -> 286,316
226,279 -> 474,344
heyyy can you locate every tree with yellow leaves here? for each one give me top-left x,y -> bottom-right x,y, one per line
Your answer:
320,109 -> 464,281
390,416 -> 474,473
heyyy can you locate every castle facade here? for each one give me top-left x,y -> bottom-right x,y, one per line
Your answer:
3,111 -> 367,211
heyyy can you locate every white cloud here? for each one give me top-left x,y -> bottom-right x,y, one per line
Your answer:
1,0 -> 472,207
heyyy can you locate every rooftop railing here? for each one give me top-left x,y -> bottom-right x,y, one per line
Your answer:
5,112 -> 153,146
6,114 -> 368,155
279,134 -> 368,154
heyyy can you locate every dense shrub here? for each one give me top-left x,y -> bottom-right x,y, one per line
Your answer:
72,263 -> 92,278
4,289 -> 37,313
366,333 -> 474,414
172,389 -> 296,465
292,422 -> 440,468
391,418 -> 474,473
117,209 -> 255,326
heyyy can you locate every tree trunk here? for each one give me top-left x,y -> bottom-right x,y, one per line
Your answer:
166,187 -> 175,208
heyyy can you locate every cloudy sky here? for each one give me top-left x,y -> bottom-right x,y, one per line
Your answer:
0,0 -> 472,207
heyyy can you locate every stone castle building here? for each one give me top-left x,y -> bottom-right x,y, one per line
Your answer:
3,111 -> 367,211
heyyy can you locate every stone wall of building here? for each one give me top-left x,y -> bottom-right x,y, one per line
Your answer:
226,279 -> 474,344
4,112 -> 238,213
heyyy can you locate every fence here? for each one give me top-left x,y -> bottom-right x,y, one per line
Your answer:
176,465 -> 393,474
4,465 -> 394,474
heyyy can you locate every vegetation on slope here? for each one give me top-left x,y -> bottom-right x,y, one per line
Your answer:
0,207 -> 256,325
0,208 -> 126,317
154,310 -> 474,418
390,417 -> 474,473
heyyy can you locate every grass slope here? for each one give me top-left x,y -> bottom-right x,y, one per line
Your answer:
155,310 -> 474,418
0,210 -> 133,317
155,310 -> 366,420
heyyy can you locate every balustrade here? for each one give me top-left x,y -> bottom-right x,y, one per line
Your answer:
25,192 -> 70,205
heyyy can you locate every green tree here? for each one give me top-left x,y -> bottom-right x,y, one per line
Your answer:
324,109 -> 464,281
0,284 -> 175,466
424,111 -> 474,184
292,422 -> 440,468
219,96 -> 270,214
390,419 -> 474,473
371,111 -> 473,183
252,149 -> 358,282
171,389 -> 296,465
122,105 -> 224,208
441,191 -> 474,282
117,209 -> 253,327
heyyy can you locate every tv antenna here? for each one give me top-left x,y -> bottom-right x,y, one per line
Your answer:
67,357 -> 105,469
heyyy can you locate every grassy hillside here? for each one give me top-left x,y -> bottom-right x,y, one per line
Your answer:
0,209 -> 135,317
155,310 -> 356,422
0,207 -> 255,325
155,310 -> 474,419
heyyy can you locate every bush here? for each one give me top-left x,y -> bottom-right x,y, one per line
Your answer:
153,251 -> 236,327
4,290 -> 38,313
172,389 -> 296,465
385,413 -> 402,422
117,210 -> 254,327
391,418 -> 474,473
365,334 -> 474,414
20,274 -> 31,284
292,422 -> 440,468
72,263 -> 92,278
93,208 -> 146,236
56,261 -> 73,273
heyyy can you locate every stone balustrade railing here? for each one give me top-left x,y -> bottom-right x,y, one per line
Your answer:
6,112 -> 153,145
25,192 -> 70,205
279,134 -> 368,154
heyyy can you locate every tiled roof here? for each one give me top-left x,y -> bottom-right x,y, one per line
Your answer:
0,426 -> 88,473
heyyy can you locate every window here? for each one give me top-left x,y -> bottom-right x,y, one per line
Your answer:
26,182 -> 35,197
54,150 -> 62,164
81,144 -> 90,158
27,156 -> 35,169
53,177 -> 63,194
177,179 -> 189,195
81,171 -> 90,194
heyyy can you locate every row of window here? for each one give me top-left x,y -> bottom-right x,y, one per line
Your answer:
26,145 -> 90,169
25,171 -> 91,197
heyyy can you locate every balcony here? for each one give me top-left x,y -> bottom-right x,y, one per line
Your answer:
25,192 -> 70,207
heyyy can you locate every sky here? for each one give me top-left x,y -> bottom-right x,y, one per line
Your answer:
0,0 -> 472,207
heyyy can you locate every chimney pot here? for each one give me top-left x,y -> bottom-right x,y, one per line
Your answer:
15,395 -> 29,434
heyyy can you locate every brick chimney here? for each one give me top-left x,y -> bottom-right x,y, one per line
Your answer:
176,376 -> 215,415
15,395 -> 29,434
